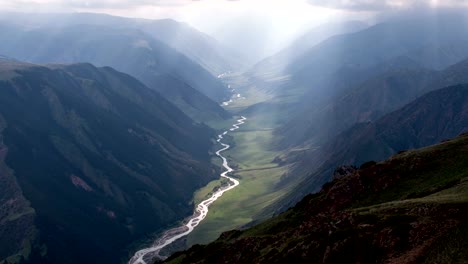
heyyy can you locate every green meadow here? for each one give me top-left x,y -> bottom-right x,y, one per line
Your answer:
186,107 -> 297,245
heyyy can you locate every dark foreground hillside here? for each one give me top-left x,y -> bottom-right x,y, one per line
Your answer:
0,60 -> 217,264
165,133 -> 468,264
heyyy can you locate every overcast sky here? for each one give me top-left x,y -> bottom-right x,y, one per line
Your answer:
1,1 -> 467,28
1,0 -> 467,54
0,0 -> 346,34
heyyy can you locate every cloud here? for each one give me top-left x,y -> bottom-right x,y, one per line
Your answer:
69,0 -> 193,9
0,0 -> 198,11
307,0 -> 468,11
0,0 -> 250,10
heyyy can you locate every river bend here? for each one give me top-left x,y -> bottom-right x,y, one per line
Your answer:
129,116 -> 247,264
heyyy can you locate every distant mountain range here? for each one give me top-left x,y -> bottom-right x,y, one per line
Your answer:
0,60 -> 217,263
250,21 -> 368,77
247,14 -> 468,121
288,15 -> 468,81
0,17 -> 231,123
0,12 -> 242,76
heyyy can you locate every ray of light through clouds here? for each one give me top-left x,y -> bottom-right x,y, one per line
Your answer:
1,0 -> 467,59
0,0 -> 346,56
0,0 -> 467,37
0,0 -> 340,25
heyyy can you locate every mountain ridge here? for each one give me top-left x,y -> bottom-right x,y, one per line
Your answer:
274,84 -> 468,214
277,57 -> 468,147
0,22 -> 231,123
0,60 -> 218,263
0,11 -> 242,76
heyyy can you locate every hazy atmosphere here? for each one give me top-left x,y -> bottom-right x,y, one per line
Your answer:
0,1 -> 468,264
1,0 -> 467,58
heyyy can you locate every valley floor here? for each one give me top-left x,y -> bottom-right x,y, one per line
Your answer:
187,84 -> 299,246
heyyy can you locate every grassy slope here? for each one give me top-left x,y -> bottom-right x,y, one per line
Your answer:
166,133 -> 468,264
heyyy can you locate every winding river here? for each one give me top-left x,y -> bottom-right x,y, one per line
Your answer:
129,116 -> 247,264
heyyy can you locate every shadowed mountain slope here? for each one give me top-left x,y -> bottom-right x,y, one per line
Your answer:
0,60 -> 217,264
278,57 -> 468,147
275,84 -> 468,213
0,23 -> 231,123
0,12 -> 242,76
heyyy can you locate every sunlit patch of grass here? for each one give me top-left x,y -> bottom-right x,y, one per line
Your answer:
191,178 -> 228,206
186,165 -> 289,246
186,122 -> 295,246
425,178 -> 468,201
225,130 -> 278,170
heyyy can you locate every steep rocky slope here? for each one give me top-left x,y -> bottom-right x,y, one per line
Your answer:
165,133 -> 468,264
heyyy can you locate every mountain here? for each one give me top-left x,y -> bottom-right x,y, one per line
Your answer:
0,22 -> 231,123
277,57 -> 468,147
235,14 -> 468,151
0,12 -> 242,76
289,15 -> 468,81
137,18 -> 244,75
275,84 -> 468,213
0,60 -> 217,264
245,14 -> 468,120
165,132 -> 468,264
143,74 -> 230,122
250,21 -> 368,77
